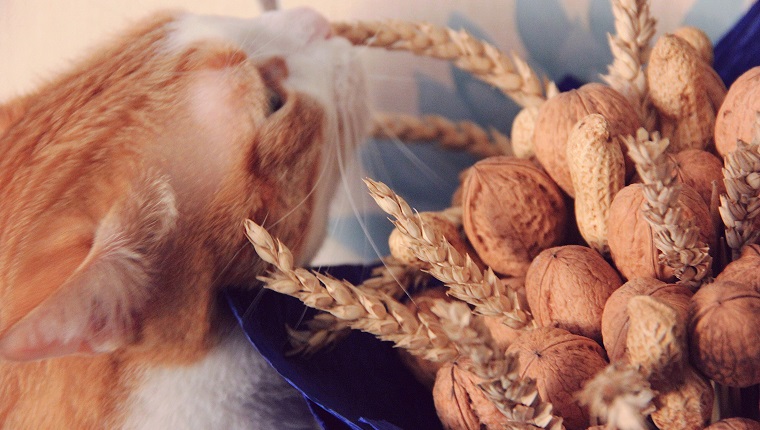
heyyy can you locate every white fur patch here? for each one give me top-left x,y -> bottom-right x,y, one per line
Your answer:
121,328 -> 318,430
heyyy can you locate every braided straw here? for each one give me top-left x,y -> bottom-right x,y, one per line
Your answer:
364,178 -> 532,329
332,20 -> 549,108
623,129 -> 712,290
372,113 -> 511,158
602,0 -> 657,129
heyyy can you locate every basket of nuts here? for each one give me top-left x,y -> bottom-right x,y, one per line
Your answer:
228,1 -> 760,429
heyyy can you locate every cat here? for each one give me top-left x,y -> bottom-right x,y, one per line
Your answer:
0,6 -> 370,429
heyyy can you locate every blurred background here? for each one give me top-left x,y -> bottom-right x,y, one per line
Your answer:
1,0 -> 754,264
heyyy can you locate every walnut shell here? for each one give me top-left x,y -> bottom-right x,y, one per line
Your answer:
607,183 -> 717,281
601,277 -> 692,363
432,359 -> 511,430
715,66 -> 760,157
462,156 -> 568,277
706,418 -> 760,430
533,83 -> 639,197
689,279 -> 760,387
716,243 -> 760,288
525,245 -> 622,342
672,149 -> 726,207
506,327 -> 608,430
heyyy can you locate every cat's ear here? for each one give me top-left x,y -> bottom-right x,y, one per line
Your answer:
0,173 -> 177,361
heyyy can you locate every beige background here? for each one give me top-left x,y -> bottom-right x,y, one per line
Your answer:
0,0 -> 729,110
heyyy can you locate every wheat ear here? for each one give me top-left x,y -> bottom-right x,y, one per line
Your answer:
286,258 -> 430,356
602,0 -> 657,129
623,129 -> 712,290
364,178 -> 532,329
578,363 -> 656,430
244,219 -> 458,362
719,125 -> 760,260
332,20 -> 549,108
373,113 -> 511,158
432,301 -> 563,429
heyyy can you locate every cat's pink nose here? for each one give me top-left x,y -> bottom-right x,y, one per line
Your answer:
284,7 -> 331,42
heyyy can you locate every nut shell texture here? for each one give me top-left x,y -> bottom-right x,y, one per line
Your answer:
525,245 -> 622,342
462,156 -> 567,277
506,327 -> 608,430
688,280 -> 760,387
601,277 -> 692,363
607,183 -> 716,281
715,66 -> 760,157
533,83 -> 639,197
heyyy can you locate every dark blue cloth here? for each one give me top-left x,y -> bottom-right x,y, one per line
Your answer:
226,265 -> 442,430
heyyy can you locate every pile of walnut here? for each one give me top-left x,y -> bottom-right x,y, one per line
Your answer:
378,23 -> 760,430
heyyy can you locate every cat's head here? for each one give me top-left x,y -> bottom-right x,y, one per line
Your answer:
0,8 -> 369,361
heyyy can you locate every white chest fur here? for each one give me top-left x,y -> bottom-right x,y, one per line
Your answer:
121,328 -> 317,430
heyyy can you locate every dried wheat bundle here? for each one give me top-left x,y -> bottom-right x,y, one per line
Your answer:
364,178 -> 533,329
719,138 -> 760,260
578,363 -> 656,430
287,257 -> 430,355
602,0 -> 657,129
372,113 -> 511,158
432,301 -> 563,429
332,20 -> 549,108
624,129 -> 712,289
244,219 -> 458,362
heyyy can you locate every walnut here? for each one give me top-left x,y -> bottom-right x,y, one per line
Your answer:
601,277 -> 692,363
714,66 -> 760,157
688,279 -> 760,387
533,83 -> 639,196
525,245 -> 623,342
462,156 -> 568,277
506,327 -> 608,430
432,359 -> 511,430
607,183 -> 716,281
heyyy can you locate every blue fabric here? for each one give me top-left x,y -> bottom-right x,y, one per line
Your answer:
226,264 -> 442,430
227,6 -> 760,429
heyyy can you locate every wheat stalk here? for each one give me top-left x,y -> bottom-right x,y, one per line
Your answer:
332,20 -> 550,108
578,363 -> 656,430
432,301 -> 563,429
364,178 -> 533,329
244,219 -> 458,362
602,0 -> 657,130
623,129 -> 712,290
286,258 -> 431,356
719,128 -> 760,260
372,113 -> 511,158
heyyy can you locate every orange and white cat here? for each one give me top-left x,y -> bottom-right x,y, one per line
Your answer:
0,7 -> 369,429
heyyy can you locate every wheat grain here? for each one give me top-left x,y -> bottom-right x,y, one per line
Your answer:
432,301 -> 563,429
244,219 -> 458,362
332,20 -> 550,108
286,258 -> 431,356
602,0 -> 657,130
623,129 -> 712,290
578,363 -> 656,430
719,131 -> 760,260
372,113 -> 511,158
364,178 -> 532,329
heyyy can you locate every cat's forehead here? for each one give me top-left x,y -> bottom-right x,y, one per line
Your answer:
163,8 -> 330,62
